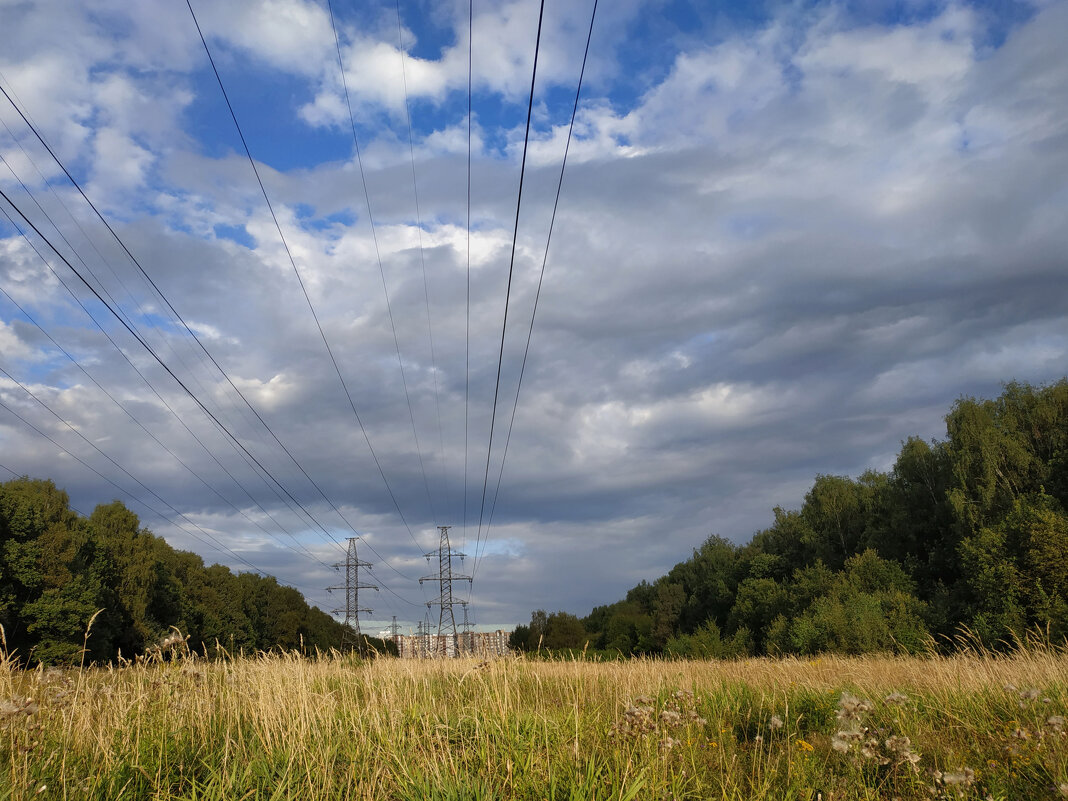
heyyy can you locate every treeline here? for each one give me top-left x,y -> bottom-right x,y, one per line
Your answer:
511,380 -> 1068,657
0,478 -> 366,664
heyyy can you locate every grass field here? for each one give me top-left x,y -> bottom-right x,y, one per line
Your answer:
3,637 -> 1068,800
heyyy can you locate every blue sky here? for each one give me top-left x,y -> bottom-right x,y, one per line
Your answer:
1,0 -> 1067,630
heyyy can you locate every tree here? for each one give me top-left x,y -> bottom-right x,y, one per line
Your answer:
0,478 -> 349,663
651,581 -> 685,646
543,612 -> 587,650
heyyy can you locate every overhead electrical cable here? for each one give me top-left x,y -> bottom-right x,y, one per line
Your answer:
0,187 -> 430,590
463,0 -> 473,555
324,0 -> 439,534
0,68 -> 423,607
0,86 -> 262,443
0,370 -> 276,579
0,198 -> 421,602
189,0 -> 428,565
474,0 -> 599,580
0,278 -> 332,572
0,395 -> 316,592
0,153 -> 292,524
0,189 -> 339,572
2,72 -> 419,591
0,83 -> 369,566
0,167 -> 341,561
0,113 -> 230,422
471,0 -> 546,583
394,0 -> 451,519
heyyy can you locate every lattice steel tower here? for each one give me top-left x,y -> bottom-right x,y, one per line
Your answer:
327,537 -> 378,647
459,600 -> 474,656
420,526 -> 471,657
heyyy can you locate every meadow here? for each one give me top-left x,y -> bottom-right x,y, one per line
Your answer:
2,636 -> 1068,800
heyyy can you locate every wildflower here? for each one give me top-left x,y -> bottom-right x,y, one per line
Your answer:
1058,783 -> 1068,798
796,739 -> 814,752
1047,715 -> 1065,732
1011,727 -> 1031,740
831,730 -> 861,753
885,735 -> 911,752
884,691 -> 909,706
860,736 -> 886,763
769,714 -> 784,730
634,695 -> 654,706
942,768 -> 976,787
837,692 -> 872,722
1019,688 -> 1040,701
0,697 -> 38,721
660,736 -> 679,750
659,709 -> 681,726
753,735 -> 764,744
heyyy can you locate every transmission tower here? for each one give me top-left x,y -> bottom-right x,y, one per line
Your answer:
326,537 -> 378,649
420,525 -> 471,658
418,610 -> 431,662
459,600 -> 474,656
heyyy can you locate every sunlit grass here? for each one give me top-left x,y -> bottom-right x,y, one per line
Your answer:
2,638 -> 1067,799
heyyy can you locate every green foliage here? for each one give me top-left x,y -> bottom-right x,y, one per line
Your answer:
544,378 -> 1068,658
0,478 -> 350,664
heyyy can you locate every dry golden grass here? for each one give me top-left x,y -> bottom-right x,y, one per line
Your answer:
2,645 -> 1068,800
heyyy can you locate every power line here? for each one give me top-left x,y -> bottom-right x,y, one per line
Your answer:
0,110 -> 234,429
0,378 -> 273,579
394,0 -> 451,523
0,188 -> 403,580
471,0 -> 546,584
474,0 -> 599,579
0,278 -> 332,573
0,186 -> 336,570
1,68 -> 419,588
463,0 -> 473,556
188,0 -> 430,568
0,83 -> 272,456
183,0 -> 382,546
0,155 -> 329,562
324,0 -> 440,534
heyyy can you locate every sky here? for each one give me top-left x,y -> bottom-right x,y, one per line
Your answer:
1,0 -> 1066,633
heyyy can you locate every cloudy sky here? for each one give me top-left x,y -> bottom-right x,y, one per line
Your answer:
1,0 -> 1066,632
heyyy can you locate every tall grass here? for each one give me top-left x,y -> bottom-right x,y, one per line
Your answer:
2,636 -> 1067,799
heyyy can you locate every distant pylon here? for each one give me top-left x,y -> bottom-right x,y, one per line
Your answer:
420,526 -> 471,658
326,537 -> 378,649
418,615 -> 431,657
459,600 -> 474,656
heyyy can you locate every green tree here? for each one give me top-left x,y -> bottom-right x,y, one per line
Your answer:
543,612 -> 587,650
